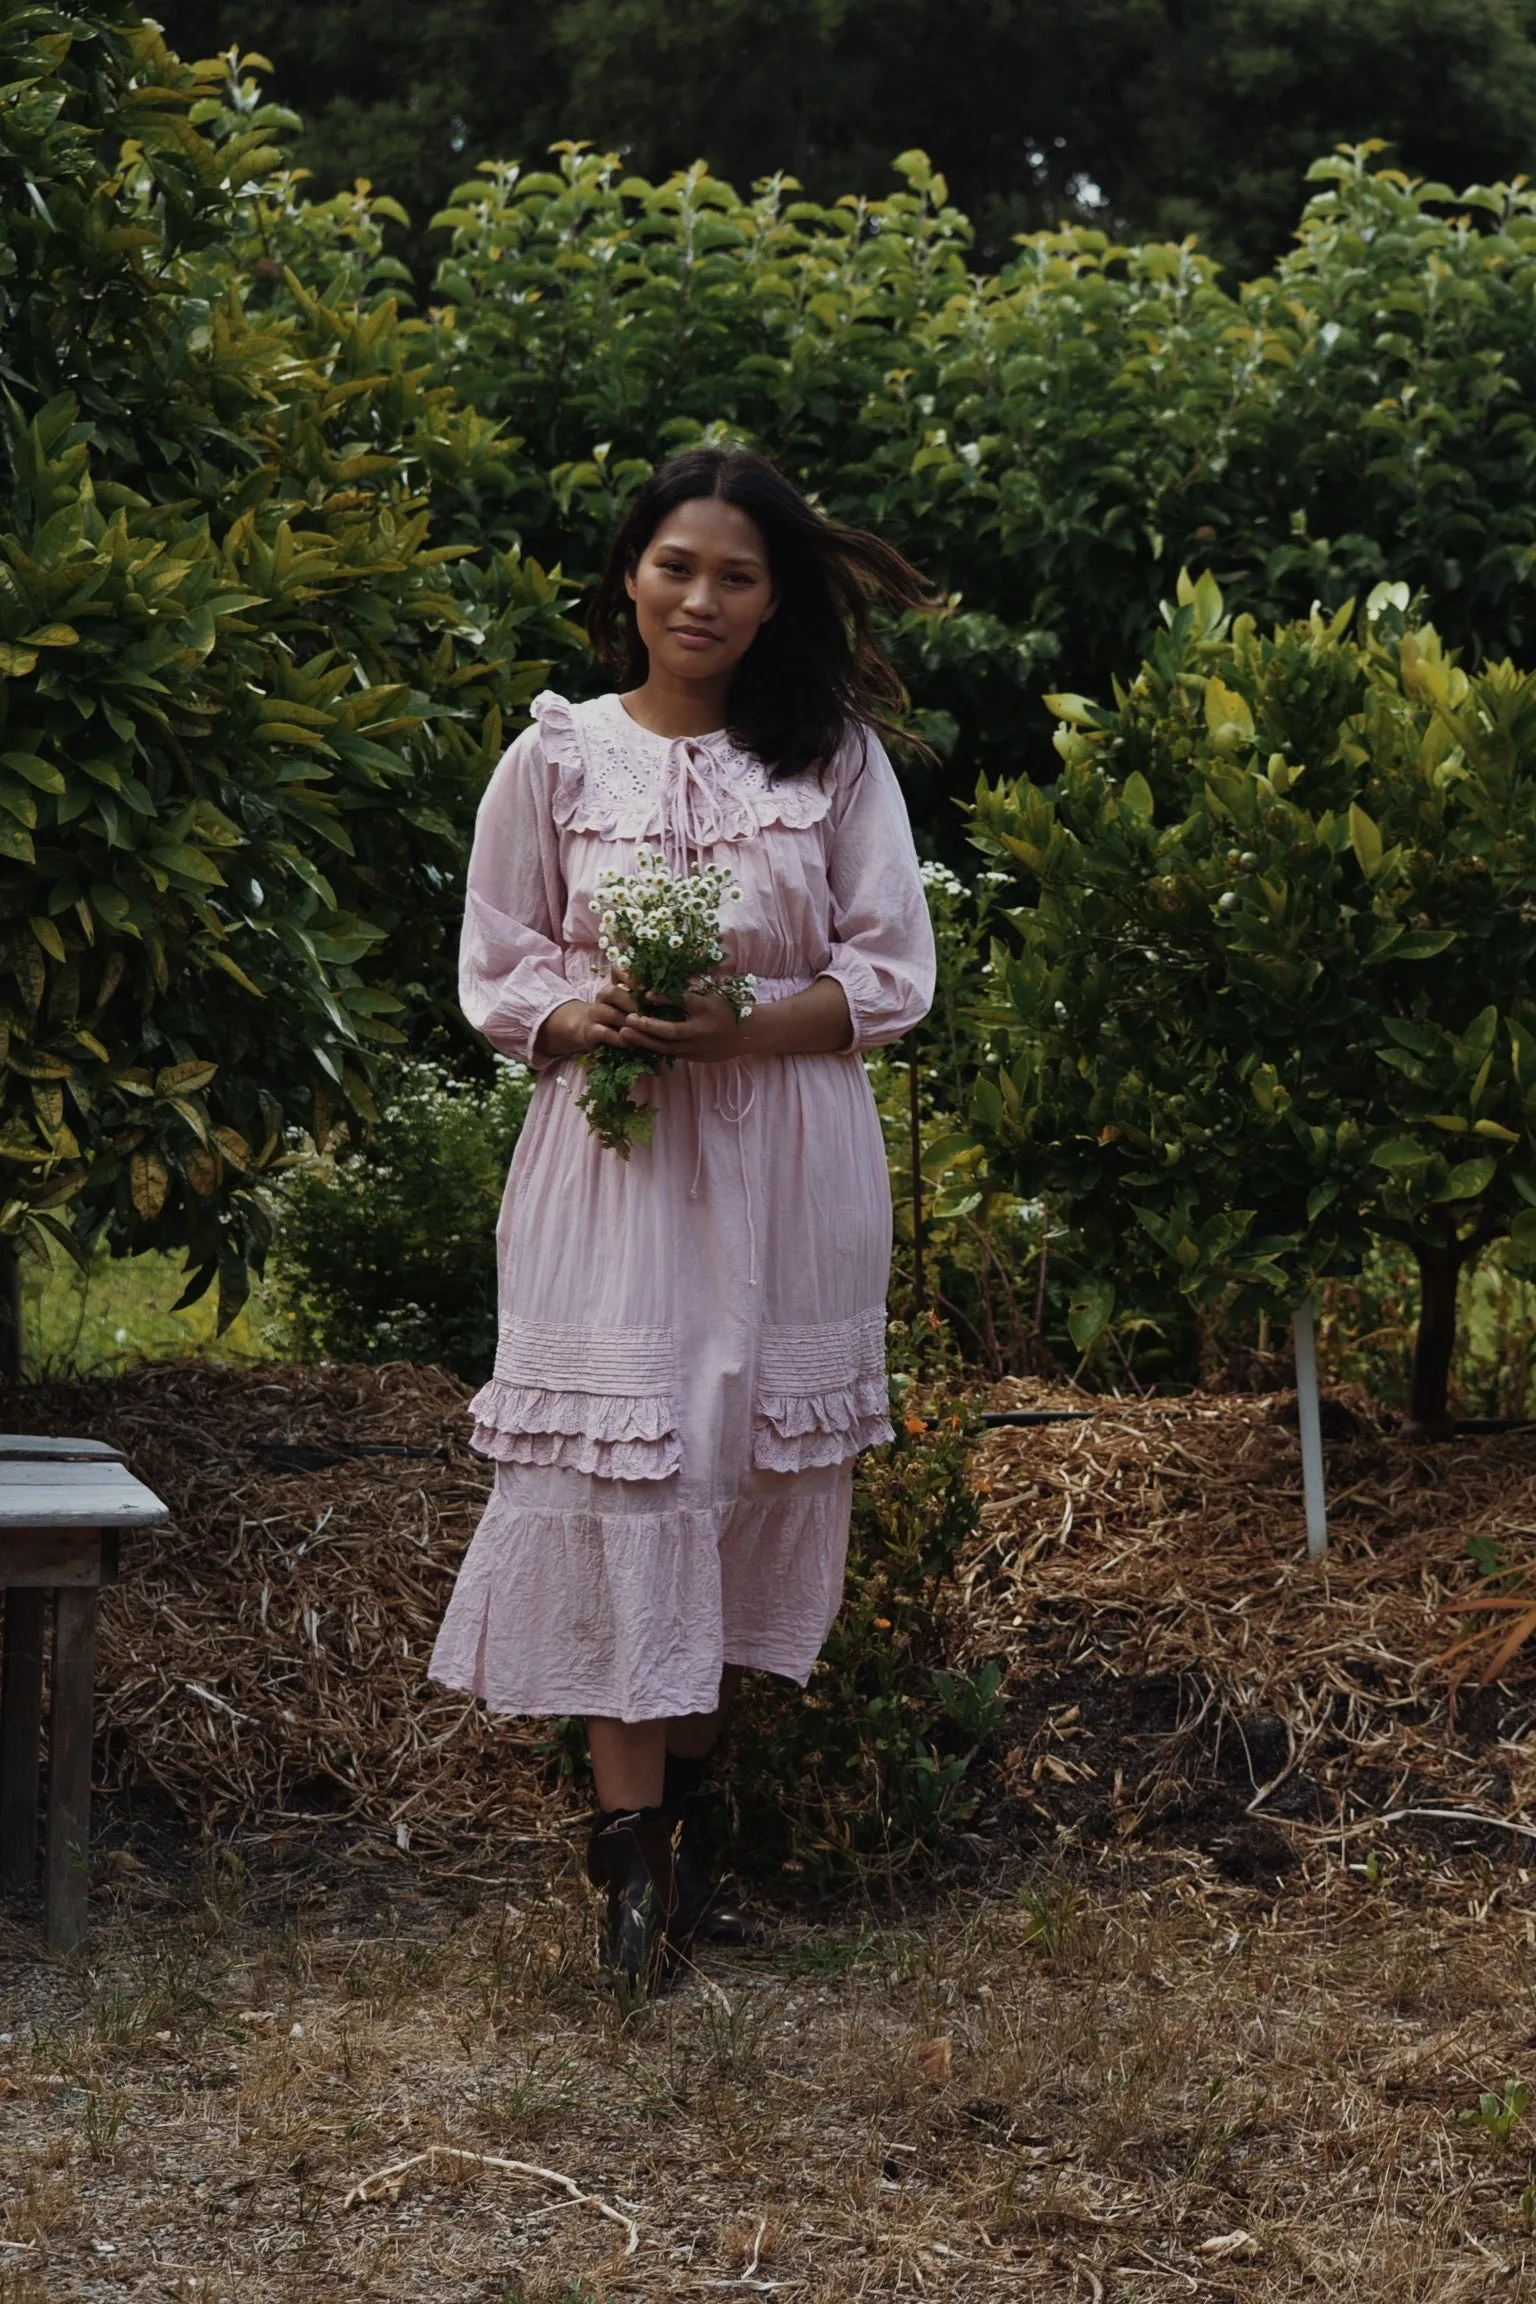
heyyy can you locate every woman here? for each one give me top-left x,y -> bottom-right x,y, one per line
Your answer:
429,446 -> 936,1988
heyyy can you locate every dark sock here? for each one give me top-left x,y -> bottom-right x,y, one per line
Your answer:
663,1752 -> 707,1808
594,1802 -> 669,1831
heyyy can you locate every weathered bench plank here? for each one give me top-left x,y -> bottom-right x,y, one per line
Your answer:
0,1437 -> 123,1461
0,1461 -> 168,1530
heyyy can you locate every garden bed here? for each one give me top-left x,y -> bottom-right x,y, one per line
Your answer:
7,1360 -> 1534,1881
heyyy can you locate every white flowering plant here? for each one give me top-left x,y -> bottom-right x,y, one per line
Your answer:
582,848 -> 757,1154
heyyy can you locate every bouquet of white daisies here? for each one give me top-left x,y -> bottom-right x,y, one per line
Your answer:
581,848 -> 757,1154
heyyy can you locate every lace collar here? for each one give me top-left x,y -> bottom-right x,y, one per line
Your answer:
533,690 -> 835,845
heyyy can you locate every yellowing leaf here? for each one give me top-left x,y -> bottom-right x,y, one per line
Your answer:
0,645 -> 38,677
208,948 -> 264,997
29,915 -> 65,965
1044,693 -> 1103,729
154,1060 -> 217,1097
19,624 -> 78,647
1203,675 -> 1253,748
183,1146 -> 220,1196
129,1148 -> 169,1221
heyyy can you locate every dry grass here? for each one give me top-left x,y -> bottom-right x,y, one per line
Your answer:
7,1834 -> 1536,2298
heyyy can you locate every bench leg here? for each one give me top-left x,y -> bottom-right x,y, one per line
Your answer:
1,1587 -> 46,1889
44,1586 -> 98,1952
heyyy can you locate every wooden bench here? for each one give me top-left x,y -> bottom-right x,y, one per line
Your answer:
0,1435 -> 169,1951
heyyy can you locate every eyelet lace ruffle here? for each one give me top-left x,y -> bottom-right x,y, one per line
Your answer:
469,1315 -> 681,1482
533,689 -> 835,843
752,1308 -> 893,1472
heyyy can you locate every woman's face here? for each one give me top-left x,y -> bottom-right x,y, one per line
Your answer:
626,495 -> 776,689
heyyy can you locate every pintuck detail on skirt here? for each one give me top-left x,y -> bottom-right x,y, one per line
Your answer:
752,1305 -> 894,1473
469,1315 -> 682,1482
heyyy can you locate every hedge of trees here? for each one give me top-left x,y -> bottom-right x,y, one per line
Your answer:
6,4 -> 1536,1410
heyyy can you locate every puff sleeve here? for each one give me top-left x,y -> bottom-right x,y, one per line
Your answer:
458,722 -> 575,1068
816,732 -> 937,1050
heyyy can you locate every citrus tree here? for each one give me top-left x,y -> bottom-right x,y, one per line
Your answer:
968,574 -> 1536,1431
0,9 -> 572,1346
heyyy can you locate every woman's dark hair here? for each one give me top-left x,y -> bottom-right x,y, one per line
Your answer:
586,446 -> 934,780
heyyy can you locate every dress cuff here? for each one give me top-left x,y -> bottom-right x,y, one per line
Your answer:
817,950 -> 883,1052
523,978 -> 579,1070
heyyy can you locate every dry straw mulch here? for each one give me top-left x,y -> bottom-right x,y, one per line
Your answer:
10,1361 -> 1536,1864
17,1361 -> 556,1860
961,1380 -> 1536,1862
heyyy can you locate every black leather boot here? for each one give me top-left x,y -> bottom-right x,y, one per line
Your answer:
663,1754 -> 753,1950
585,1805 -> 677,1993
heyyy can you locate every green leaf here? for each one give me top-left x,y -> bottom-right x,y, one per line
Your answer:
1370,1138 -> 1434,1171
2,751 -> 65,794
1393,929 -> 1455,960
1432,1156 -> 1498,1202
1067,1276 -> 1114,1352
1121,771 -> 1154,822
148,843 -> 226,887
1348,803 -> 1383,878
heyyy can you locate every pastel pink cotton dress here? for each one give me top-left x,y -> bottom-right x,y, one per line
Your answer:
427,690 -> 936,1722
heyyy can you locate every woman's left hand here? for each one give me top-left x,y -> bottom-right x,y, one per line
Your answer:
615,985 -> 750,1065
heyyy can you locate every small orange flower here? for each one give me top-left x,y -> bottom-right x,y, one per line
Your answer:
904,1414 -> 928,1435
874,1616 -> 892,1630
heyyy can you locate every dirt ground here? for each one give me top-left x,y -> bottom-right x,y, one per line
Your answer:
6,1805 -> 1536,2301
6,1365 -> 1536,2299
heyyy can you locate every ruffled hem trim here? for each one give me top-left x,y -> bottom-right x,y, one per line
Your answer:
752,1375 -> 893,1472
470,1424 -> 682,1479
752,1414 -> 893,1473
468,1376 -> 680,1482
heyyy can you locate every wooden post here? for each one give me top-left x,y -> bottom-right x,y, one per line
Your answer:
908,1041 -> 925,1321
1,1587 -> 46,1886
1292,1297 -> 1328,1561
0,1241 -> 21,1390
44,1582 -> 98,1951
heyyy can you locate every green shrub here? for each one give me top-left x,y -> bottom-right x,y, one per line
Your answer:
0,20 -> 573,1319
729,1404 -> 995,1888
273,1058 -> 529,1378
969,575 -> 1536,1429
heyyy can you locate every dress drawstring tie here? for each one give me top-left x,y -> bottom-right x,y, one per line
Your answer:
664,737 -> 761,1288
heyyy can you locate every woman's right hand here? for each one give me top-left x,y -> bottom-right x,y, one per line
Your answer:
534,981 -> 638,1060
